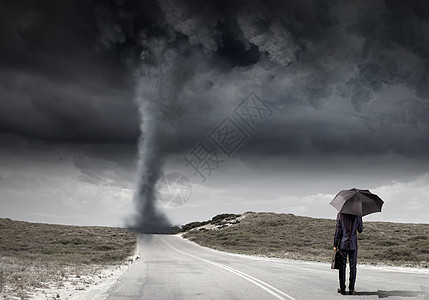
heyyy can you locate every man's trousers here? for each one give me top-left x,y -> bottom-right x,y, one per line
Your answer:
338,249 -> 358,292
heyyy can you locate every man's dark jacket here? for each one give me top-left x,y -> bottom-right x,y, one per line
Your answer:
334,213 -> 363,250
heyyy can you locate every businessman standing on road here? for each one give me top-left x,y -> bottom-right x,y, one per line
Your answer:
334,212 -> 363,295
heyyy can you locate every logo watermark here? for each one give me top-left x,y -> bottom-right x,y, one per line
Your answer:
156,92 -> 275,206
184,92 -> 274,182
160,97 -> 185,120
156,172 -> 192,207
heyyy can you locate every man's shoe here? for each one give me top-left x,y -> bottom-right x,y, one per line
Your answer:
337,288 -> 347,295
349,290 -> 356,295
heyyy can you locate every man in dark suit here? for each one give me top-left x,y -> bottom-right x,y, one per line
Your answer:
334,212 -> 363,295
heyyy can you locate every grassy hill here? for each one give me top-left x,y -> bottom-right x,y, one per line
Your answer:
0,218 -> 136,298
182,212 -> 429,268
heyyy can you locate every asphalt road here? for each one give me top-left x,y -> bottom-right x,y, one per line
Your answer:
106,234 -> 429,300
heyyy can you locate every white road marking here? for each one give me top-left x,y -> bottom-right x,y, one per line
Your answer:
160,237 -> 297,300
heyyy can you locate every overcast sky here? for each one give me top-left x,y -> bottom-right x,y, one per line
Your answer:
1,0 -> 429,227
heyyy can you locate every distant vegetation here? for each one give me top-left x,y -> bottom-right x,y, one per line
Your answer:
183,212 -> 429,268
181,213 -> 240,232
0,218 -> 136,298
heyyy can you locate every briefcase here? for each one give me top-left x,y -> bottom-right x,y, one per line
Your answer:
331,250 -> 341,269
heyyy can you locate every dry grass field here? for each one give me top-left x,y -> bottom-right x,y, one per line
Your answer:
2,213 -> 427,298
0,218 -> 136,299
183,212 -> 429,268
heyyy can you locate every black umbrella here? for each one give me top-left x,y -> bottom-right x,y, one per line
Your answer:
330,188 -> 384,216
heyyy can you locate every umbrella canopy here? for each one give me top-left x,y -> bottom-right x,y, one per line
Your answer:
330,188 -> 384,216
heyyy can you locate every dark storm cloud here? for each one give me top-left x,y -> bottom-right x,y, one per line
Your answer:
0,0 -> 140,143
2,0 -> 429,228
148,0 -> 429,157
1,0 -> 429,156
